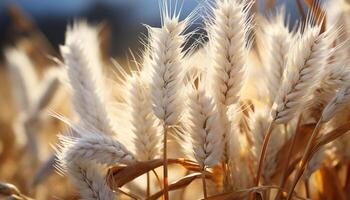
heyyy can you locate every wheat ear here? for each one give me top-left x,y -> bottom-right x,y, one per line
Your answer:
205,0 -> 252,189
207,0 -> 252,107
56,126 -> 135,200
60,21 -> 114,135
257,20 -> 335,186
147,17 -> 186,126
185,77 -> 224,198
256,7 -> 291,104
124,73 -> 162,161
185,79 -> 224,168
65,161 -> 116,200
146,9 -> 187,199
59,134 -> 135,167
30,68 -> 61,118
249,108 -> 284,183
272,23 -> 334,123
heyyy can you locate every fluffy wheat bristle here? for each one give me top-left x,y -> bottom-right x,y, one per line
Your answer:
207,0 -> 252,107
146,15 -> 186,125
256,8 -> 291,104
59,134 -> 135,167
308,41 -> 350,119
205,0 -> 252,172
272,22 -> 336,124
56,124 -> 135,200
65,161 -> 115,200
184,79 -> 223,168
125,73 -> 162,161
60,21 -> 113,135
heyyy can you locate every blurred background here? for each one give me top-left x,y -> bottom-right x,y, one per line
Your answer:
0,0 -> 304,59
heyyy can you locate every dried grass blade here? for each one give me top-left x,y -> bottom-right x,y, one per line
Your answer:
107,159 -> 201,188
274,124 -> 315,172
311,122 -> 350,156
147,173 -> 209,200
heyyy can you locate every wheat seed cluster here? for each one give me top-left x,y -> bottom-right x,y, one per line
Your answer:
3,0 -> 350,200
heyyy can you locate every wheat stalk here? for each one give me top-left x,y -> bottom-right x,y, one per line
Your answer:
145,7 -> 187,198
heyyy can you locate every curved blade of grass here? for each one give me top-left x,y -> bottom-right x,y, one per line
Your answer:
106,158 -> 200,188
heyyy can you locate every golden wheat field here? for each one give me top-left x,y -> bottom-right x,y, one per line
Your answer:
2,0 -> 350,199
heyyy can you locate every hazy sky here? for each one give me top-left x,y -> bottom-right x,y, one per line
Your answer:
0,0 -> 301,23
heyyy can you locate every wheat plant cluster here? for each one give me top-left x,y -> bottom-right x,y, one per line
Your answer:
2,0 -> 350,199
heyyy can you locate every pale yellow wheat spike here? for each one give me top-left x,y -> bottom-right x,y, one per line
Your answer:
124,72 -> 162,161
184,79 -> 224,168
272,23 -> 337,124
256,7 -> 292,104
60,21 -> 114,135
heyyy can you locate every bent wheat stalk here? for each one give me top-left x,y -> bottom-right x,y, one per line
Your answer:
287,85 -> 350,199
